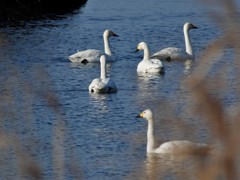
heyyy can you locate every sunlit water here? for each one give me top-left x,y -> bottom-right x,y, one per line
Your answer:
0,0 -> 237,179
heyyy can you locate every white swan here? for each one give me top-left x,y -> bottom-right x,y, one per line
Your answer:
151,22 -> 198,61
136,109 -> 212,154
88,55 -> 117,93
135,42 -> 165,74
68,29 -> 118,63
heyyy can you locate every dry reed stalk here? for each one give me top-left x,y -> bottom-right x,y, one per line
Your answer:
186,0 -> 240,179
130,0 -> 240,179
0,61 -> 83,178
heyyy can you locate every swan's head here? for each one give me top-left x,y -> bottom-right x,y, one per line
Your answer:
135,42 -> 148,52
104,29 -> 118,38
136,109 -> 153,121
184,22 -> 198,31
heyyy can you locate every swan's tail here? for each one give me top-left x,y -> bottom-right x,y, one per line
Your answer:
195,143 -> 213,154
160,67 -> 165,75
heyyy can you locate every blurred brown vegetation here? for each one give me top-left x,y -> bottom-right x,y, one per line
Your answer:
187,0 -> 240,178
130,0 -> 240,179
0,63 -> 83,179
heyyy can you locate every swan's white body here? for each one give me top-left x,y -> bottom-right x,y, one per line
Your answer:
137,109 -> 211,154
136,42 -> 164,74
151,22 -> 198,61
68,29 -> 118,63
88,55 -> 117,93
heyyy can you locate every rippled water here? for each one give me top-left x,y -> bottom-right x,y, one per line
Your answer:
0,0 -> 235,179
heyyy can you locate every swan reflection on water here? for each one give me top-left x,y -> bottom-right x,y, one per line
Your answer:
137,72 -> 163,81
184,59 -> 192,75
136,73 -> 164,97
89,93 -> 109,112
143,153 -> 210,179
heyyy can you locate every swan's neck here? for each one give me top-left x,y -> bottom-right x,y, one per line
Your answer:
100,59 -> 106,79
147,118 -> 156,153
183,27 -> 193,56
143,44 -> 151,61
103,35 -> 112,56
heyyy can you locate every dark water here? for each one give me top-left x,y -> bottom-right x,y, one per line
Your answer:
0,0 -> 237,179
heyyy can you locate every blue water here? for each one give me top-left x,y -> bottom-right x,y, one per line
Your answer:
0,0 -> 236,179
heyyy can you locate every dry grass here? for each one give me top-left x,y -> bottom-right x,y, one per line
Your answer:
0,63 -> 83,179
130,0 -> 240,179
186,0 -> 240,179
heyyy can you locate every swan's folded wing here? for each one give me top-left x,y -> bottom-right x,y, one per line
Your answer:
152,47 -> 192,61
165,48 -> 191,60
145,59 -> 163,73
155,140 -> 192,153
89,78 -> 117,93
137,60 -> 163,73
151,47 -> 174,59
156,140 -> 211,154
151,59 -> 163,67
69,49 -> 103,63
151,52 -> 170,60
147,66 -> 162,73
101,78 -> 117,93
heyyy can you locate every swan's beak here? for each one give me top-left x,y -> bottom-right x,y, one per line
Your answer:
113,32 -> 119,37
136,112 -> 143,118
192,25 -> 198,29
135,48 -> 140,52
